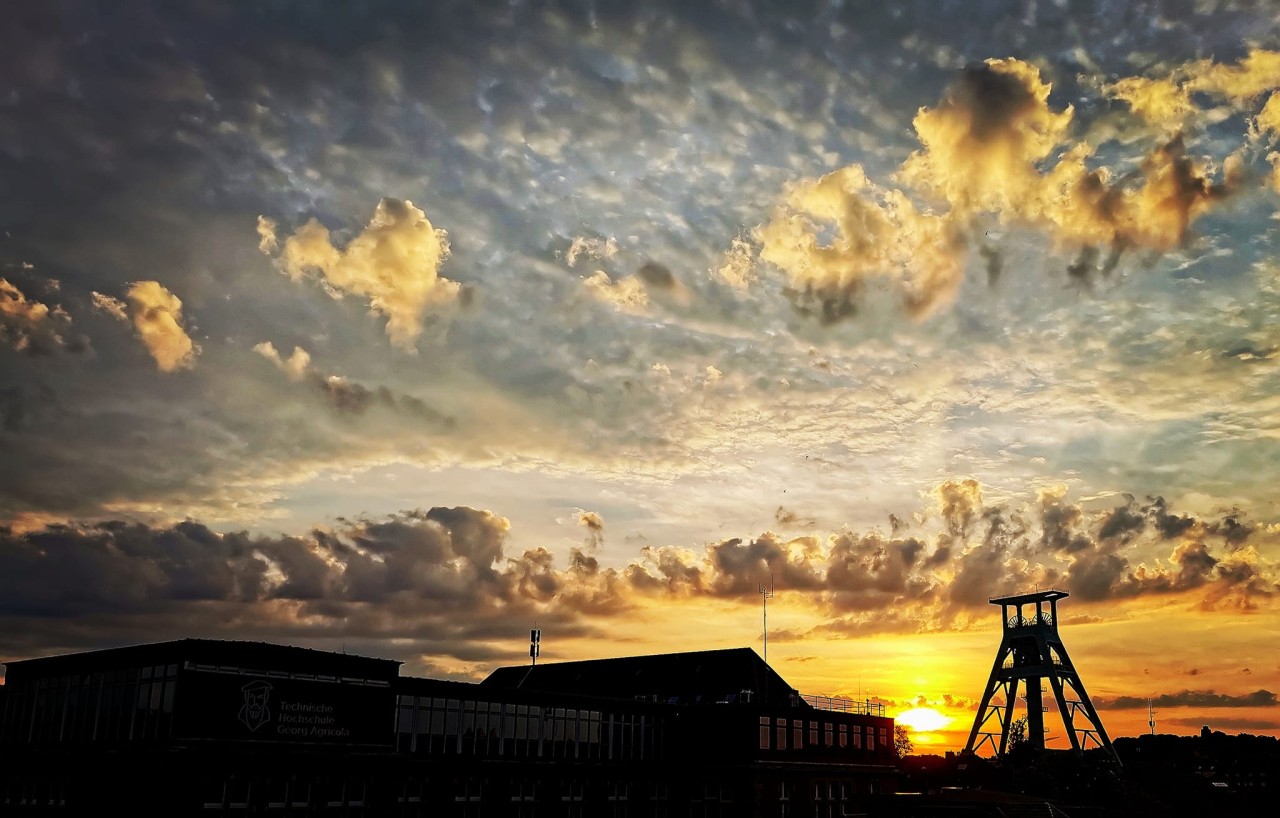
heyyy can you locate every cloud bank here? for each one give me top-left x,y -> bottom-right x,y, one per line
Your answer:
3,481 -> 1275,665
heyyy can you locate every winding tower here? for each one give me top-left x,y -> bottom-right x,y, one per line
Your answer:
963,589 -> 1118,763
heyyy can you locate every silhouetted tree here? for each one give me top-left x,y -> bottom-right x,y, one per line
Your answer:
894,725 -> 913,758
1006,715 -> 1027,752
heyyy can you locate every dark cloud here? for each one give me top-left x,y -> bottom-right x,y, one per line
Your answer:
0,507 -> 621,664
635,261 -> 677,290
774,506 -> 816,528
1144,496 -> 1196,540
5,481 -> 1276,669
1209,509 -> 1253,548
1098,690 -> 1278,709
311,374 -> 453,426
1037,487 -> 1093,552
1166,716 -> 1280,730
1097,495 -> 1146,543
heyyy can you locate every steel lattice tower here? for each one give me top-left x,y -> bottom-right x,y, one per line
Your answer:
963,589 -> 1119,763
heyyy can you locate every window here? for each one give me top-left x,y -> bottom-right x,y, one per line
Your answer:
809,722 -> 818,746
792,720 -> 803,750
824,722 -> 834,748
561,778 -> 584,818
759,717 -> 771,750
838,724 -> 848,748
775,718 -> 787,750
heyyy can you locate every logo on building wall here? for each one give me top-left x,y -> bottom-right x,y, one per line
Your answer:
238,679 -> 273,732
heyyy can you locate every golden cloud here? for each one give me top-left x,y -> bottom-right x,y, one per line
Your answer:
267,198 -> 457,351
1186,49 -> 1280,104
252,341 -> 311,381
902,58 -> 1073,219
1103,75 -> 1196,133
755,165 -> 964,321
582,271 -> 649,312
126,281 -> 199,372
1,277 -> 72,354
752,55 -> 1258,321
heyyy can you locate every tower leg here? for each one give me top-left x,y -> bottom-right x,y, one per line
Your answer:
964,638 -> 1011,755
1055,642 -> 1120,764
998,678 -> 1018,755
1047,673 -> 1081,752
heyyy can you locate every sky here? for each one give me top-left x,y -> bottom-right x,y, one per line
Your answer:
2,0 -> 1280,753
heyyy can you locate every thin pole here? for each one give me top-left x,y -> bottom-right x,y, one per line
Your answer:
760,574 -> 775,664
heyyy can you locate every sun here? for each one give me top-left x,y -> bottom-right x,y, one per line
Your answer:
895,707 -> 953,733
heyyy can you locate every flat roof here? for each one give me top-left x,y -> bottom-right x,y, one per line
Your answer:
483,647 -> 801,705
989,589 -> 1069,605
4,638 -> 401,680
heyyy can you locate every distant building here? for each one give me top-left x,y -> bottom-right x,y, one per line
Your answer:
0,639 -> 896,815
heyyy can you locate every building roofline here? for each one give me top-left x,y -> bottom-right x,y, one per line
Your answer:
3,637 -> 401,672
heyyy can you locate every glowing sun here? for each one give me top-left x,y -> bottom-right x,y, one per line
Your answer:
896,707 -> 953,733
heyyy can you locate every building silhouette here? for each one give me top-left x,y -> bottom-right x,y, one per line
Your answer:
0,638 -> 897,815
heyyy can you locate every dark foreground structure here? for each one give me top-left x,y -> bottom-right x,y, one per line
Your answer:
0,639 -> 896,816
964,590 -> 1117,763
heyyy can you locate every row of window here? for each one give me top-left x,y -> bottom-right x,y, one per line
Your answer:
197,775 -> 672,817
395,696 -> 656,762
0,664 -> 179,745
757,717 -> 888,753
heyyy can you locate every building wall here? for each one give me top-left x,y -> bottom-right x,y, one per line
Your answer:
0,642 -> 897,816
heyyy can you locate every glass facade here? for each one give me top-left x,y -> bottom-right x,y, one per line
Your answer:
0,663 -> 178,745
393,693 -> 654,763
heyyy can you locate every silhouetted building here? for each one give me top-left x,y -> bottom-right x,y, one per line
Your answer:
0,639 -> 896,815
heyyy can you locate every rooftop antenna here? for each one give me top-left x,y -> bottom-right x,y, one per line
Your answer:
529,624 -> 541,667
1148,698 -> 1156,736
760,573 -> 775,665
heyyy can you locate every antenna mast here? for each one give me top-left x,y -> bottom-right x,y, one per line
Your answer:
760,574 -> 775,664
1148,698 -> 1156,736
529,625 -> 541,667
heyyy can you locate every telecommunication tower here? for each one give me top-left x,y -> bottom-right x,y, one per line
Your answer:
963,589 -> 1119,764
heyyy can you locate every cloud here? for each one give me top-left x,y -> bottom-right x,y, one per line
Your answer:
125,281 -> 199,372
266,198 -> 458,350
1167,716 -> 1280,731
713,236 -> 757,290
250,340 -> 449,423
1104,76 -> 1195,133
1098,690 -> 1278,709
1186,49 -> 1280,104
753,56 -> 1249,321
755,164 -> 964,322
89,291 -> 128,322
576,509 -> 604,552
581,271 -> 649,312
253,341 -> 311,381
0,278 -> 79,355
4,479 -> 1279,663
0,507 -> 618,660
563,236 -> 619,268
256,215 -> 279,254
902,58 -> 1073,220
